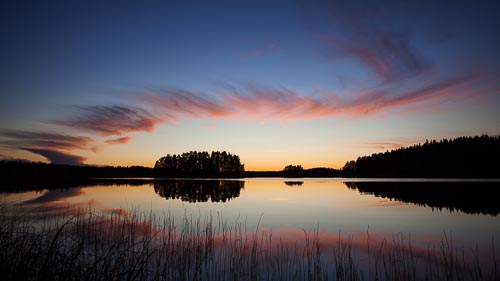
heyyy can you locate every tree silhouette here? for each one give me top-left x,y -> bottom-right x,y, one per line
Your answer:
282,164 -> 302,175
0,160 -> 155,191
154,151 -> 244,177
342,135 -> 500,178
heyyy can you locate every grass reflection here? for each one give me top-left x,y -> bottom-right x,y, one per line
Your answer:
0,205 -> 498,281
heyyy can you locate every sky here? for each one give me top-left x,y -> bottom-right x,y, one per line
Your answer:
1,0 -> 499,170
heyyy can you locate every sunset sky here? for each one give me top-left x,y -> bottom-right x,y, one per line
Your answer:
1,0 -> 499,170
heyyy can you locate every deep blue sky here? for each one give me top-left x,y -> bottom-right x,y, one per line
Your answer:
1,0 -> 499,169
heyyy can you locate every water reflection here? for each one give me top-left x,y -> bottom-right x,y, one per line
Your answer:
345,181 -> 500,216
153,180 -> 244,203
1,178 -> 499,276
22,188 -> 84,204
284,181 -> 304,187
1,178 -> 154,192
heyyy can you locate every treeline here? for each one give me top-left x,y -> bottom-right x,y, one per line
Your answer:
343,135 -> 500,178
2,135 -> 499,187
244,167 -> 340,178
154,151 -> 244,177
0,161 -> 154,191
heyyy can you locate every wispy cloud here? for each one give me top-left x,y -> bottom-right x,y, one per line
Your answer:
51,70 -> 493,144
0,130 -> 93,150
22,148 -> 87,165
53,105 -> 164,136
295,0 -> 500,129
367,142 -> 404,150
322,30 -> 427,82
221,84 -> 326,120
309,0 -> 429,83
219,76 -> 484,119
0,130 -> 92,165
138,89 -> 230,118
131,85 -> 334,122
48,2 -> 499,137
106,136 -> 132,145
333,73 -> 481,116
53,93 -> 231,137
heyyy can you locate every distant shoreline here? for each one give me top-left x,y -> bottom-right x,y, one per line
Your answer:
2,135 -> 499,184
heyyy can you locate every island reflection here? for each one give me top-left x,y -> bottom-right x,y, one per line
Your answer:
345,181 -> 500,216
153,180 -> 244,203
284,181 -> 304,187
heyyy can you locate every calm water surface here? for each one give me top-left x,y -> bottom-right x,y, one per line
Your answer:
2,178 -> 499,255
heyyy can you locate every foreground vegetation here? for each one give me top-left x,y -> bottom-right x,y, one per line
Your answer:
0,205 -> 498,281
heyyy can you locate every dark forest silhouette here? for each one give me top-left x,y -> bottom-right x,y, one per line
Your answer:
153,180 -> 244,203
154,151 -> 244,177
343,135 -> 500,178
0,161 -> 154,191
245,167 -> 340,178
283,164 -> 304,175
345,181 -> 500,216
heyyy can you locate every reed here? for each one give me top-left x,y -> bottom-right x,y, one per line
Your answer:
0,205 -> 498,281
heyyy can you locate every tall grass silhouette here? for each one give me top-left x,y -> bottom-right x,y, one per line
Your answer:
0,204 -> 497,281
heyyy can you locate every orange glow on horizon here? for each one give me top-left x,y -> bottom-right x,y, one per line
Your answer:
3,149 -> 347,170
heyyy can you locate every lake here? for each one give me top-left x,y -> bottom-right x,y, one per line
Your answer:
1,178 -> 499,280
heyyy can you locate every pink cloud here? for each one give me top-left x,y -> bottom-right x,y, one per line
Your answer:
221,85 -> 326,120
54,93 -> 229,137
367,142 -> 404,150
106,136 -> 132,145
219,75 -> 485,120
0,130 -> 94,165
22,148 -> 87,165
139,89 -> 230,118
0,130 -> 93,150
335,73 -> 480,116
54,105 -> 164,136
134,75 -> 490,123
137,85 -> 331,122
52,72 -> 497,142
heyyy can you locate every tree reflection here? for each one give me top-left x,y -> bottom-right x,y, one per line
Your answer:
345,181 -> 500,216
153,180 -> 244,203
284,181 -> 304,187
